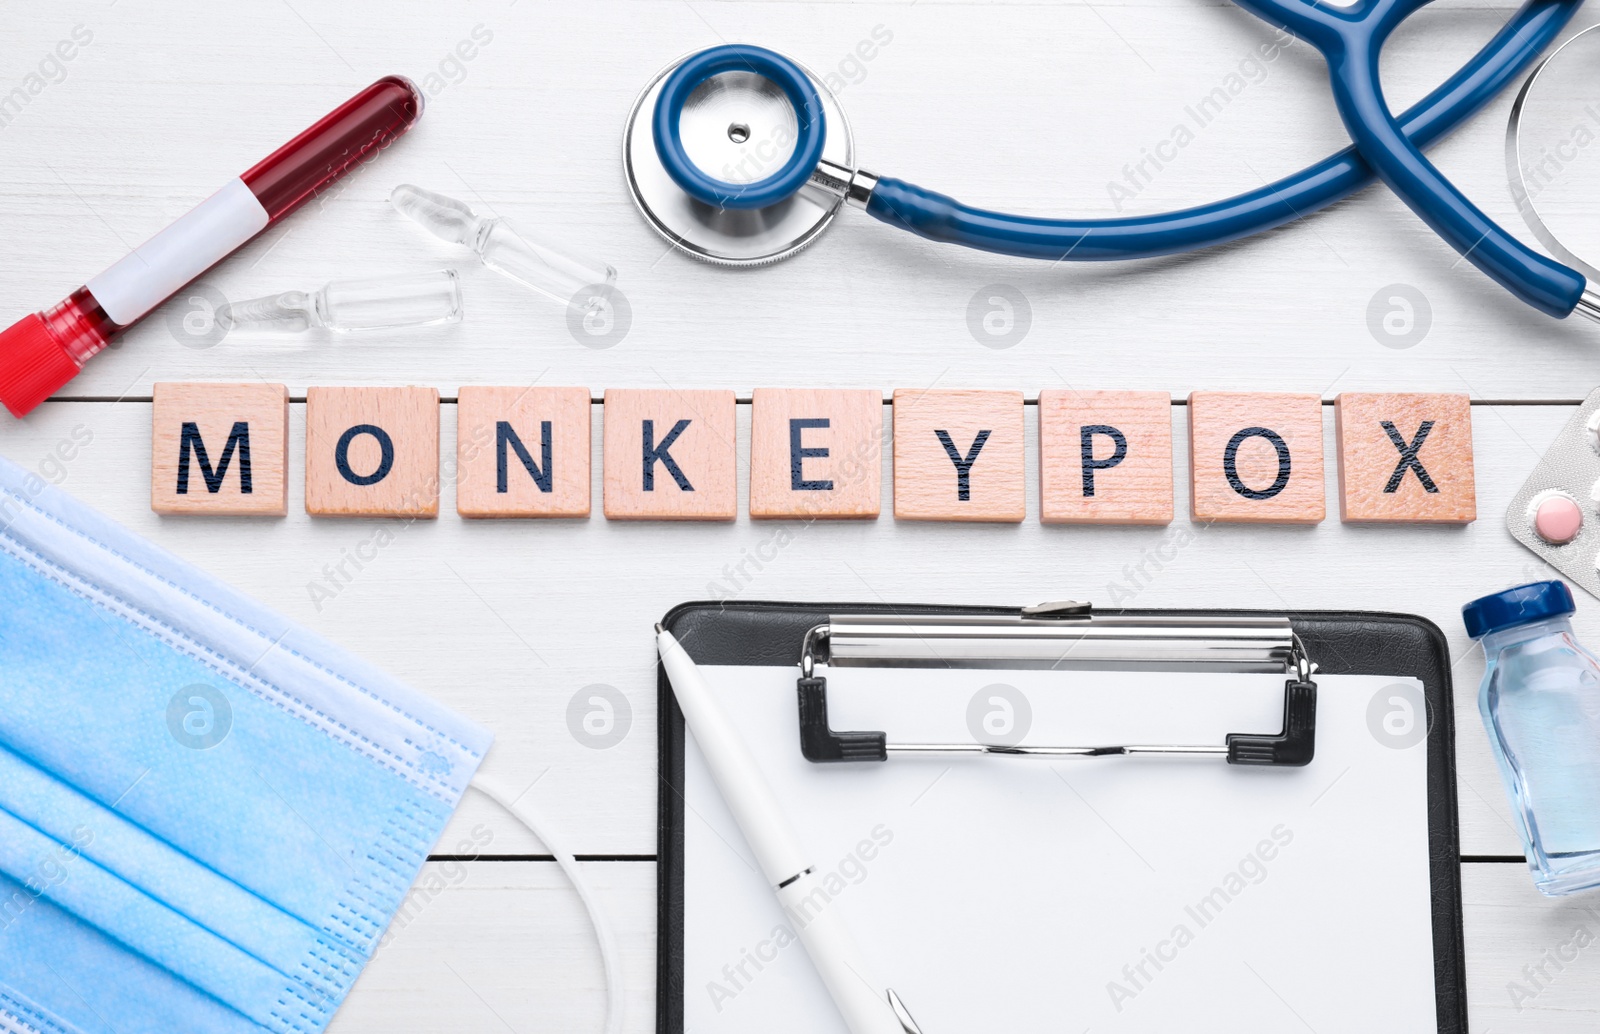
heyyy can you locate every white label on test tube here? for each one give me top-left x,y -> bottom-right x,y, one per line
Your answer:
85,178 -> 269,326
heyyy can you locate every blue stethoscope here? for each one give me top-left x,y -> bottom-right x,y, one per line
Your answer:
621,0 -> 1600,323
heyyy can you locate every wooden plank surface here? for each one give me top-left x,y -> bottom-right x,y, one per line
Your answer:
5,0 -> 1600,1028
326,861 -> 1600,1031
4,3 -> 1600,402
330,861 -> 657,1034
0,397 -> 1580,862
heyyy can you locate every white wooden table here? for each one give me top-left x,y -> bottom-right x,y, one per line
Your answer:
4,0 -> 1600,1029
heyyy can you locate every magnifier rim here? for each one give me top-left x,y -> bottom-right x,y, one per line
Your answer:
1507,22 -> 1600,282
651,43 -> 828,211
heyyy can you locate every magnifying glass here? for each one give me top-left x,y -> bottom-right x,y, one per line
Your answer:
1510,24 -> 1600,284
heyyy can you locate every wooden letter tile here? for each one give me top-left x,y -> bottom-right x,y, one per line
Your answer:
749,388 -> 883,519
152,382 -> 289,516
1335,392 -> 1475,523
456,386 -> 592,519
1188,392 -> 1325,524
305,386 -> 440,517
1039,389 -> 1172,525
893,389 -> 1025,522
602,388 -> 736,520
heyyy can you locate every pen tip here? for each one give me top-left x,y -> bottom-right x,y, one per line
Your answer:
887,989 -> 925,1034
654,623 -> 666,635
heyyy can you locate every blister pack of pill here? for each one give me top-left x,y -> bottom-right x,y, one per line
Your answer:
1509,386 -> 1600,599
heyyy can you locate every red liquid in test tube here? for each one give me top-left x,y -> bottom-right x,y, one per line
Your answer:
0,75 -> 424,417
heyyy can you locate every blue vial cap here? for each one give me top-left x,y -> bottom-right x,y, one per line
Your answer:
1462,581 -> 1576,639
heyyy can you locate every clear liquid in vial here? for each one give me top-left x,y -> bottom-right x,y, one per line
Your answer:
1481,616 -> 1600,895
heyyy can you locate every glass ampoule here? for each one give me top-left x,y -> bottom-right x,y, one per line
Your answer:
390,184 -> 616,311
218,269 -> 463,334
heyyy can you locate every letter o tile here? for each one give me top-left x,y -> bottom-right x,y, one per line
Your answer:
1188,391 -> 1325,524
305,386 -> 440,517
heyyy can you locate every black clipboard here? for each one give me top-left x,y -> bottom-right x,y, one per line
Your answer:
657,602 -> 1464,1033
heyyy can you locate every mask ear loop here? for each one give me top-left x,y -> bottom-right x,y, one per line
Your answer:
469,775 -> 624,1034
1507,22 -> 1600,282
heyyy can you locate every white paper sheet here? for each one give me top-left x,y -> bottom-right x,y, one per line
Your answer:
683,665 -> 1437,1032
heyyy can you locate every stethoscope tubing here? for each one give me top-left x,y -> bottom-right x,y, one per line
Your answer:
864,0 -> 1581,269
646,0 -> 1586,316
1235,0 -> 1583,316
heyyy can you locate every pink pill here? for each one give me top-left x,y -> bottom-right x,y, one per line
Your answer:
1533,494 -> 1584,545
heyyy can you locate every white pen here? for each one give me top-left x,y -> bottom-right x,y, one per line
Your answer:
656,625 -> 921,1034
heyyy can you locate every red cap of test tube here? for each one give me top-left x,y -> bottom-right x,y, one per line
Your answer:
0,316 -> 80,418
0,287 -> 118,418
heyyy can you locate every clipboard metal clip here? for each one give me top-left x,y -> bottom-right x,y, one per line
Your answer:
796,604 -> 1318,767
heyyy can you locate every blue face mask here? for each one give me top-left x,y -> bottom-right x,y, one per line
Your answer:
0,456 -> 493,1034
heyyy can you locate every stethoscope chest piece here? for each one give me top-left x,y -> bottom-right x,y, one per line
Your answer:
623,46 -> 854,265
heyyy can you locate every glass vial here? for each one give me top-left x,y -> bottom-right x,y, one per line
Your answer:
1466,581 -> 1600,895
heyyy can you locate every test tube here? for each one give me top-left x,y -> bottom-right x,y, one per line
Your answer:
0,77 -> 424,416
